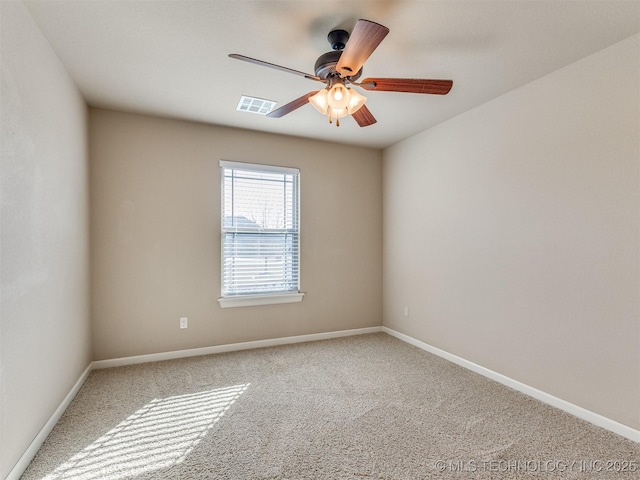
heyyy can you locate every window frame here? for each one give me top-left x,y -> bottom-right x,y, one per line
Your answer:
217,160 -> 304,308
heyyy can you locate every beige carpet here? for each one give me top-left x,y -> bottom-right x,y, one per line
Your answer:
21,333 -> 638,479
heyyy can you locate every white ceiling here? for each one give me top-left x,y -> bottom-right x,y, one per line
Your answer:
24,0 -> 640,149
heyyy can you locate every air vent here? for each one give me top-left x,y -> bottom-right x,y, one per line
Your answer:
236,96 -> 276,115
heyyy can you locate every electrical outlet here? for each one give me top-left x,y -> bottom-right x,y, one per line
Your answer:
180,317 -> 188,329
403,306 -> 409,318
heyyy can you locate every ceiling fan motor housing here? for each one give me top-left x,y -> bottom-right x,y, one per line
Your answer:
314,51 -> 341,79
314,51 -> 362,81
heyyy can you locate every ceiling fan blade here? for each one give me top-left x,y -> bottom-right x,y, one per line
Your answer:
229,54 -> 323,82
360,78 -> 453,95
267,92 -> 317,118
351,105 -> 377,127
336,19 -> 389,78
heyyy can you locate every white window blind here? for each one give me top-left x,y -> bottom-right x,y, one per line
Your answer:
220,161 -> 300,298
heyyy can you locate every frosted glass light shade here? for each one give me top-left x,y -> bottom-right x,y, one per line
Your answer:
327,84 -> 350,109
309,89 -> 329,114
327,107 -> 349,119
347,89 -> 367,114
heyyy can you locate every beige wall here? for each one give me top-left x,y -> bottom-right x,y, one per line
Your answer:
90,109 -> 382,360
0,2 -> 91,477
383,35 -> 639,429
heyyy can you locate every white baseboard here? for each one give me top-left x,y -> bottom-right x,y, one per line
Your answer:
382,326 -> 640,443
6,363 -> 92,480
92,326 -> 384,369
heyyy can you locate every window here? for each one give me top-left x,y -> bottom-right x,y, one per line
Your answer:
218,161 -> 303,308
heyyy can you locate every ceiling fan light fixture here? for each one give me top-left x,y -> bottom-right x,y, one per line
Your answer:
309,85 -> 367,125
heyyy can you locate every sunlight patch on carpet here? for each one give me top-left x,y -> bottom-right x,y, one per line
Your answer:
43,384 -> 250,480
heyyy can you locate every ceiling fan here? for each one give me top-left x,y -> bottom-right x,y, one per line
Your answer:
229,19 -> 453,127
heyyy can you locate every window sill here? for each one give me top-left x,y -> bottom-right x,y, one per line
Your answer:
218,292 -> 305,309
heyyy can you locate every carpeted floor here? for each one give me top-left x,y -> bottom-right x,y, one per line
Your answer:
21,333 -> 638,479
